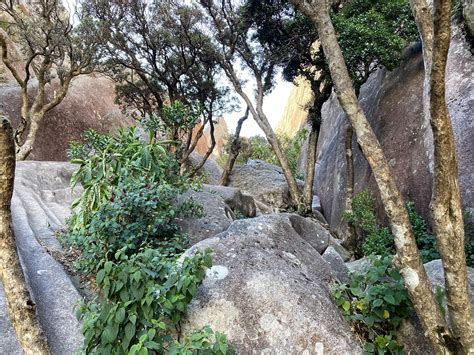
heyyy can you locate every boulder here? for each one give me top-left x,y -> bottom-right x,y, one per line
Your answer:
323,246 -> 350,283
0,75 -> 133,161
187,152 -> 223,185
313,27 -> 473,234
177,189 -> 235,246
202,184 -> 256,218
4,161 -> 84,354
228,160 -> 304,210
181,214 -> 362,354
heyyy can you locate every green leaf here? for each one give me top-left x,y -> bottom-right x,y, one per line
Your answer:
96,269 -> 106,284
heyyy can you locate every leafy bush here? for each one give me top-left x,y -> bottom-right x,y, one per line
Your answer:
344,189 -> 394,256
406,202 -> 440,263
63,128 -> 231,354
345,190 -> 474,266
77,248 -> 231,354
67,127 -> 188,231
62,176 -> 203,275
333,256 -> 412,354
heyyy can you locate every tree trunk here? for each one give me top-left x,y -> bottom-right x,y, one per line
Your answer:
302,122 -> 318,211
0,117 -> 50,354
429,0 -> 474,350
342,123 -> 358,251
220,107 -> 249,186
15,111 -> 44,161
291,0 -> 454,352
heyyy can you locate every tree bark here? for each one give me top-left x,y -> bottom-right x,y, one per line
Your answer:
302,122 -> 318,211
342,123 -> 358,250
0,117 -> 50,354
428,0 -> 474,351
291,0 -> 454,352
220,107 -> 249,186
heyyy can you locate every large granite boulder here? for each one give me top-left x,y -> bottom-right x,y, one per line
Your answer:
228,160 -> 304,210
1,161 -> 84,354
187,152 -> 224,185
180,214 -> 361,354
314,28 -> 473,235
0,75 -> 133,161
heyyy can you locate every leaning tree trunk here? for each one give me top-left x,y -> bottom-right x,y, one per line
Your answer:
428,0 -> 474,350
302,122 -> 318,212
220,107 -> 249,186
291,0 -> 455,352
0,117 -> 50,354
15,112 -> 43,161
342,124 -> 358,251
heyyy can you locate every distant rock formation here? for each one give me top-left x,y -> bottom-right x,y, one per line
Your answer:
0,74 -> 133,161
276,76 -> 313,138
314,27 -> 473,234
195,117 -> 229,158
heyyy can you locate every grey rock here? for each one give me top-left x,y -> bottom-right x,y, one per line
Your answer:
202,184 -> 256,218
7,161 -> 84,354
463,0 -> 474,36
0,284 -> 22,354
311,195 -> 322,212
177,189 -> 235,246
314,28 -> 474,234
346,257 -> 373,274
187,152 -> 223,185
424,259 -> 474,310
228,160 -> 304,210
181,214 -> 362,354
323,246 -> 350,283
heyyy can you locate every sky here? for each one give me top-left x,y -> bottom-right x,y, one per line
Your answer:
224,78 -> 294,137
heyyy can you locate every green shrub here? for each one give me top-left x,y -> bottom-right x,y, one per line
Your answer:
333,256 -> 412,354
344,189 -> 394,256
63,128 -> 231,354
77,248 -> 231,354
406,202 -> 440,263
67,127 -> 190,231
62,176 -> 202,275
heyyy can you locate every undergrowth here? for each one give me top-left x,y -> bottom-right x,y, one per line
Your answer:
61,127 -> 232,354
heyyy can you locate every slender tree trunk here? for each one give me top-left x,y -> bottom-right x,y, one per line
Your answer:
342,123 -> 358,250
0,117 -> 50,354
291,0 -> 455,352
188,115 -> 217,178
220,107 -> 249,186
429,0 -> 474,350
302,122 -> 318,211
16,111 -> 44,161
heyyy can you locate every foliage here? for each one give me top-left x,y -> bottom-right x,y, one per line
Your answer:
222,130 -> 307,179
77,248 -> 231,354
345,190 -> 474,266
333,0 -> 419,89
333,256 -> 412,354
344,189 -> 394,256
406,202 -> 440,263
62,126 -> 231,353
66,127 -> 192,231
62,176 -> 202,275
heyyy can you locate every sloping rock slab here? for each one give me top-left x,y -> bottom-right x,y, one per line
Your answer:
181,214 -> 362,354
177,189 -> 235,246
2,161 -> 84,354
228,160 -> 304,210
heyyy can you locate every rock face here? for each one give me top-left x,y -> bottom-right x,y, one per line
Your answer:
314,29 -> 473,234
187,152 -> 224,185
228,160 -> 304,210
0,75 -> 133,161
276,76 -> 313,138
181,214 -> 361,354
177,185 -> 256,246
2,161 -> 84,354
